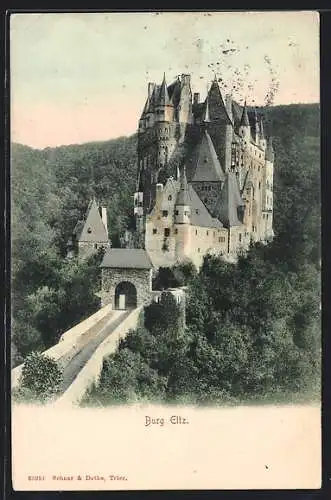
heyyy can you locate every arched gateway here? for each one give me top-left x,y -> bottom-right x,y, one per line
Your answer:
100,248 -> 153,310
114,281 -> 137,310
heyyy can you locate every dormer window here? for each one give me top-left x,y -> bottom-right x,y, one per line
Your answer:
87,227 -> 92,233
168,195 -> 172,201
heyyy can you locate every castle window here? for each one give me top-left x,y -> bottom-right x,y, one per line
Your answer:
94,244 -> 98,249
259,181 -> 261,190
134,199 -> 138,206
87,227 -> 92,233
164,228 -> 170,237
206,230 -> 209,236
239,233 -> 242,242
168,195 -> 172,201
175,210 -> 179,216
153,228 -> 157,234
266,214 -> 269,220
175,228 -> 178,234
162,210 -> 168,217
195,230 -> 198,235
198,248 -> 200,253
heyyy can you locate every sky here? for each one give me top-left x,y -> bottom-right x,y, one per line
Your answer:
10,11 -> 319,149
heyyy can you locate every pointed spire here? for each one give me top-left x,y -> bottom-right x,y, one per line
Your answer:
176,166 -> 190,206
158,72 -> 171,106
214,172 -> 244,228
240,100 -> 250,127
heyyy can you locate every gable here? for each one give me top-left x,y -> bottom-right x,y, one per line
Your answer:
190,131 -> 225,183
76,200 -> 108,242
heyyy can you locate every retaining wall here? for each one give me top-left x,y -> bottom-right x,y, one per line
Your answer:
54,306 -> 143,407
11,303 -> 113,390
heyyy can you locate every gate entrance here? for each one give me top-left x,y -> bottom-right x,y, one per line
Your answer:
114,281 -> 137,310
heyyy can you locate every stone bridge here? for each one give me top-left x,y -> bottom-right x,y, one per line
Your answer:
11,287 -> 186,407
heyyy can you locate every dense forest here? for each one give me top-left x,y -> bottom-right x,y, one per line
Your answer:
12,103 -> 320,404
11,135 -> 137,365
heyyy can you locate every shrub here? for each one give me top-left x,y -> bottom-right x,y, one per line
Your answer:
17,351 -> 63,402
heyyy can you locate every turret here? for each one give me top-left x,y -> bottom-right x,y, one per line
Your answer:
174,167 -> 191,261
174,166 -> 191,224
155,73 -> 174,123
239,101 -> 251,142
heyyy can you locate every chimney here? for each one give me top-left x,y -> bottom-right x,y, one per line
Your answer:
193,92 -> 200,105
148,82 -> 155,99
101,207 -> 108,236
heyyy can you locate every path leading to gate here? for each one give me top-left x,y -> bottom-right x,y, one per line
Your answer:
57,309 -> 131,394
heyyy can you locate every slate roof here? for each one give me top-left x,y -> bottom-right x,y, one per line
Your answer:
190,130 -> 225,183
231,100 -> 243,126
101,248 -> 153,269
188,185 -> 223,229
157,74 -> 171,106
167,78 -> 181,107
240,103 -> 250,127
214,172 -> 245,228
73,198 -> 108,242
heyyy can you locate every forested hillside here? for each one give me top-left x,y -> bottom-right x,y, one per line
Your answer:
11,135 -> 137,365
11,103 -> 320,385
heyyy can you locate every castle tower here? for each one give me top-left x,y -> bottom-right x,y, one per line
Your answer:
71,197 -> 110,260
174,167 -> 191,260
137,73 -> 193,217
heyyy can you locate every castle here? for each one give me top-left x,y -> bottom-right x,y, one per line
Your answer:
67,71 -> 275,309
134,73 -> 274,268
